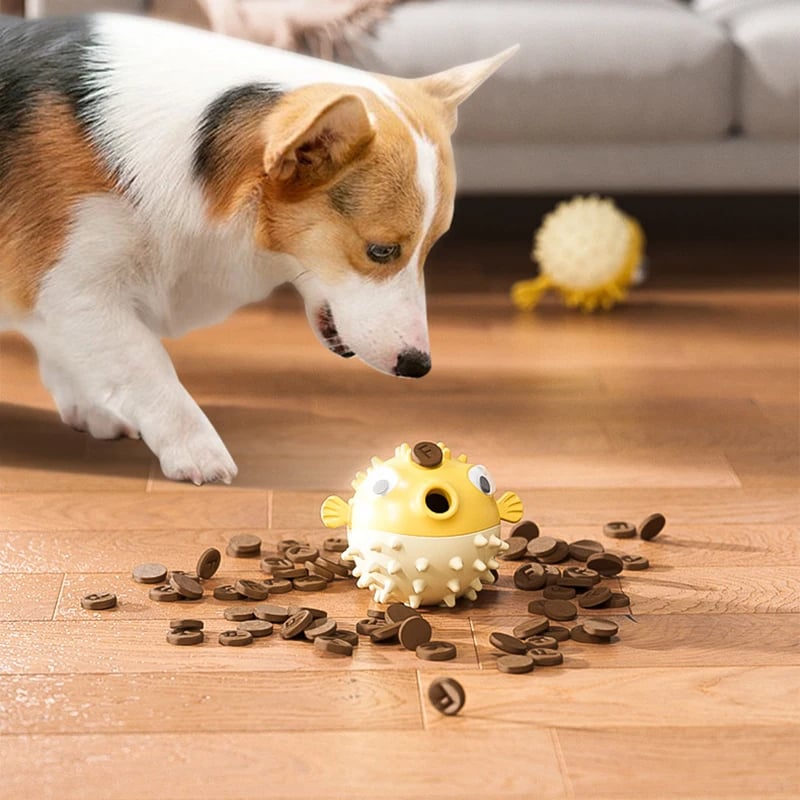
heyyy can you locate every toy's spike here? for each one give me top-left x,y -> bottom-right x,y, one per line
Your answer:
389,536 -> 403,551
383,578 -> 396,594
464,588 -> 478,601
457,454 -> 468,463
488,535 -> 503,548
442,593 -> 456,608
350,470 -> 369,490
473,534 -> 488,547
412,578 -> 427,594
487,558 -> 499,569
481,569 -> 496,584
343,548 -> 361,560
470,578 -> 483,591
370,456 -> 383,468
395,443 -> 412,459
408,593 -> 422,609
365,560 -> 380,574
449,556 -> 464,571
320,495 -> 350,529
387,559 -> 402,575
497,490 -> 524,523
369,542 -> 383,552
415,557 -> 430,572
438,443 -> 452,460
472,558 -> 487,572
356,574 -> 372,589
351,566 -> 362,578
446,578 -> 461,593
376,588 -> 390,604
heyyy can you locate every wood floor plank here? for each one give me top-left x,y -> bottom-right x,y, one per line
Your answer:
0,491 -> 268,530
0,670 -> 423,734
0,729 -> 569,800
0,573 -> 63,621
557,726 -> 799,799
419,666 -> 799,731
471,614 -> 800,668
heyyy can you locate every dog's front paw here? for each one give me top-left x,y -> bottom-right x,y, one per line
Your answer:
158,431 -> 238,486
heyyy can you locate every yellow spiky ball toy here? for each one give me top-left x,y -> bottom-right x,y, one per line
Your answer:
511,195 -> 646,312
321,442 -> 523,608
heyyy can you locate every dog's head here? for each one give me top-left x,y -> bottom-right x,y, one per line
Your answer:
255,48 -> 517,377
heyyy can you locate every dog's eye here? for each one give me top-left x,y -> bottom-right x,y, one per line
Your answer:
366,243 -> 401,264
468,465 -> 495,495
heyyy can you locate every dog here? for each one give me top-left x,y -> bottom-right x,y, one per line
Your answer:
0,13 -> 516,484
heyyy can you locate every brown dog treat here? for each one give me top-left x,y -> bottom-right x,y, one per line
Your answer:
607,592 -> 631,608
323,537 -> 349,552
367,608 -> 386,620
281,609 -> 314,639
149,585 -> 181,602
195,548 -> 221,580
570,624 -> 614,644
169,572 -> 203,600
314,636 -> 353,656
622,554 -> 650,570
489,632 -> 528,655
528,599 -> 548,616
501,536 -> 529,561
315,556 -> 351,578
583,617 -> 619,637
370,621 -> 403,643
586,552 -> 624,577
330,629 -> 359,647
399,616 -> 432,650
543,599 -> 578,621
428,677 -> 466,716
277,538 -> 305,554
416,641 -> 457,661
169,618 -> 203,631
512,616 -> 550,639
233,579 -> 269,601
412,441 -> 443,468
510,519 -> 540,541
544,565 -> 562,585
132,563 -> 168,584
639,513 -> 666,540
254,603 -> 290,623
546,625 -> 571,642
528,648 -> 564,666
537,539 -> 571,564
304,560 -> 335,582
166,629 -> 204,646
526,536 -> 558,558
272,566 -> 308,580
212,585 -> 245,601
304,618 -> 337,640
288,605 -> 326,620
218,630 -> 253,647
260,556 -> 292,571
578,586 -> 613,608
262,578 -> 292,594
603,521 -> 637,539
559,567 -> 601,588
496,654 -> 534,674
543,585 -> 577,600
385,603 -> 420,624
356,618 -> 384,636
285,545 -> 320,563
228,533 -> 262,555
237,619 -> 273,638
224,606 -> 255,622
514,563 -> 547,591
292,575 -> 328,592
81,592 -> 117,611
568,539 -> 605,561
523,635 -> 558,650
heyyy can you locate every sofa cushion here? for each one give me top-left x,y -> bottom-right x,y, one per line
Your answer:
356,0 -> 734,143
694,0 -> 800,138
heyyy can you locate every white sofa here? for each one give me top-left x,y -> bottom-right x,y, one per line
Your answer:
25,0 -> 800,193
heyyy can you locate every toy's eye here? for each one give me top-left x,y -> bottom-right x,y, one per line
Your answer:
468,465 -> 494,495
371,467 -> 398,496
366,243 -> 401,264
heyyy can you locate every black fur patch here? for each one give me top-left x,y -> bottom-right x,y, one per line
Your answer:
0,17 -> 105,178
193,83 -> 283,182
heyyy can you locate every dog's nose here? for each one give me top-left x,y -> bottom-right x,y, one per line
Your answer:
394,348 -> 431,378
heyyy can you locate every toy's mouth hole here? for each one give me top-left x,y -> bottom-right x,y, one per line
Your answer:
425,490 -> 451,515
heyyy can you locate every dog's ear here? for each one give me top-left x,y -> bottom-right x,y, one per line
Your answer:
263,86 -> 375,193
415,45 -> 519,133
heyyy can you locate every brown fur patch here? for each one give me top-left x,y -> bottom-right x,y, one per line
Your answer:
0,96 -> 113,312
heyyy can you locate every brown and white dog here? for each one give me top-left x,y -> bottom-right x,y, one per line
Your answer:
0,14 -> 515,484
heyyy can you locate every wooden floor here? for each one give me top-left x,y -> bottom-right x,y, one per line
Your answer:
0,238 -> 797,799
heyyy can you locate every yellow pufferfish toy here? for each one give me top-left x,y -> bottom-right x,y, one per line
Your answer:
321,442 -> 523,608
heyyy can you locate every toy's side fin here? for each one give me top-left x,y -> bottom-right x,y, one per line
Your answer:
497,491 -> 524,523
321,495 -> 351,529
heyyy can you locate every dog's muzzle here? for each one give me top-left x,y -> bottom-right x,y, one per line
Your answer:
316,304 -> 355,358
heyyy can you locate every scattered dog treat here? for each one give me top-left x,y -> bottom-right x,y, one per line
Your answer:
254,604 -> 290,623
219,630 -> 253,647
489,632 -> 528,655
537,539 -> 570,564
583,618 -> 619,637
559,566 -> 601,588
166,629 -> 204,646
501,536 -> 529,560
233,579 -> 269,601
514,563 -> 547,591
545,625 -> 571,642
291,605 -> 327,620
237,619 -> 273,638
510,519 -> 540,541
285,545 -> 319,563
603,521 -> 637,539
262,578 -> 292,594
385,603 -> 420,624
398,616 -> 432,650
213,585 -> 245,601
367,608 -> 386,620
277,538 -> 306,554
578,586 -> 612,608
272,566 -> 307,580
512,617 -> 549,638
528,648 -> 563,666
169,619 -> 203,631
523,635 -> 558,650
169,572 -> 203,600
305,560 -> 335,582
586,552 -> 624,577
411,441 -> 443,468
323,537 -> 348,553
639,513 -> 666,540
528,599 -> 548,615
543,585 -> 577,600
621,554 -> 650,570
149,585 -> 180,602
356,618 -> 383,636
315,556 -> 351,578
416,641 -> 457,661
292,575 -> 328,592
224,606 -> 255,622
281,609 -> 315,639
526,536 -> 559,559
543,599 -> 578,621
370,621 -> 402,644
304,618 -> 337,640
607,592 -> 631,608
568,539 -> 605,561
569,624 -> 614,644
132,563 -> 168,584
227,534 -> 262,558
497,654 -> 535,674
428,677 -> 466,716
196,548 -> 221,580
330,629 -> 359,647
81,592 -> 117,611
314,636 -> 353,656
